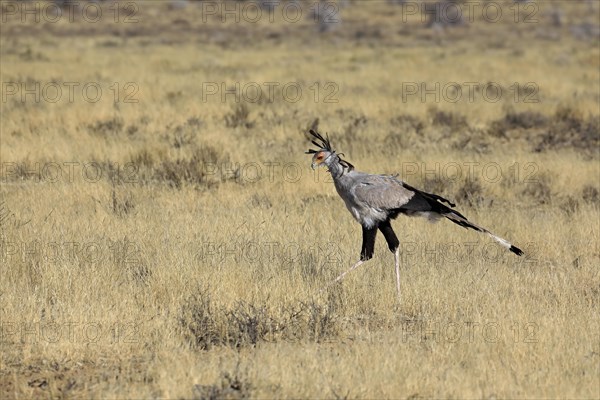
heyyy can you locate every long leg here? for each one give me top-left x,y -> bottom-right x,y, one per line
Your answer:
394,247 -> 401,301
322,226 -> 377,290
378,219 -> 401,301
378,219 -> 399,252
360,225 -> 378,261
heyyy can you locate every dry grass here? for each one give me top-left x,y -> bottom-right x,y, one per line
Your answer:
1,0 -> 599,398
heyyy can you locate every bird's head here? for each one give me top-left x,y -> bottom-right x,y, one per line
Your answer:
310,150 -> 333,170
305,129 -> 333,170
305,129 -> 354,172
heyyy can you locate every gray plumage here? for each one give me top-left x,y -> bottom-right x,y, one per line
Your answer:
307,129 -> 523,301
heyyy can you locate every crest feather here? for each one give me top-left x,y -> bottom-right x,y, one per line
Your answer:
305,129 -> 354,171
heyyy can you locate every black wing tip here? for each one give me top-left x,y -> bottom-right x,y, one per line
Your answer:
433,194 -> 456,208
510,245 -> 524,256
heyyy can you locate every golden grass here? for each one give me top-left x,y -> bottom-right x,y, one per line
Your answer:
1,1 -> 599,398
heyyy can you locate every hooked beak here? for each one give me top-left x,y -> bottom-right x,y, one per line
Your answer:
311,161 -> 317,170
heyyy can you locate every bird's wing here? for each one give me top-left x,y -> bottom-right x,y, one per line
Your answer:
352,175 -> 418,210
352,174 -> 456,212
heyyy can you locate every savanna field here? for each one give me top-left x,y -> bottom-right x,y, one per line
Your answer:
0,0 -> 599,398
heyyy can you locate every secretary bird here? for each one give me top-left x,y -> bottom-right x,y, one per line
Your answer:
306,129 -> 523,301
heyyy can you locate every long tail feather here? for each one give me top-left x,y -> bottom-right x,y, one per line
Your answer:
397,184 -> 523,256
443,212 -> 523,256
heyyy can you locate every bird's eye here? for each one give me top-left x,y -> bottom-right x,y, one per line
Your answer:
317,154 -> 324,160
